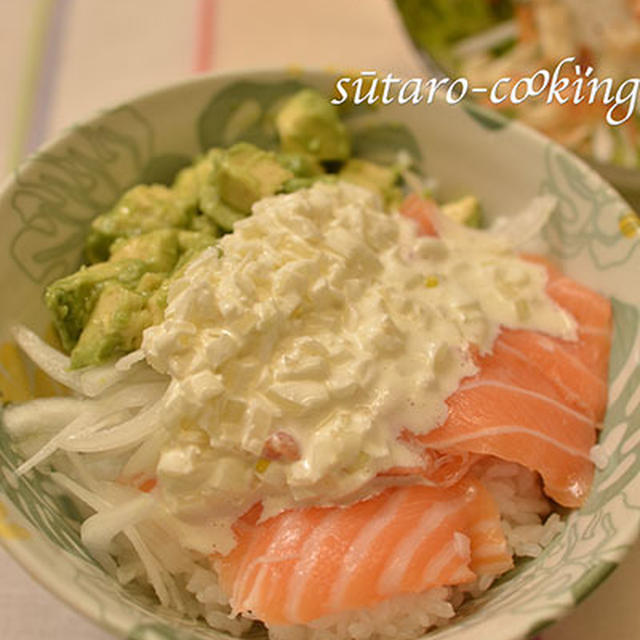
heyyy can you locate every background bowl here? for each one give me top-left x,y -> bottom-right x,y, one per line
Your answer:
393,0 -> 640,211
0,69 -> 639,640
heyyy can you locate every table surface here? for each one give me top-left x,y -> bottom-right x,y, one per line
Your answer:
0,2 -> 638,639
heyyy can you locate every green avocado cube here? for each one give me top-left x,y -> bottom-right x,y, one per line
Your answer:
280,174 -> 339,194
276,152 -> 325,178
109,228 -> 180,273
217,143 -> 293,213
188,211 -> 221,235
135,272 -> 168,296
147,279 -> 170,326
177,230 -> 218,254
200,183 -> 248,232
85,185 -> 192,263
173,149 -> 225,236
339,159 -> 401,208
276,89 -> 350,162
70,283 -> 151,369
45,259 -> 148,352
172,149 -> 224,211
174,230 -> 219,269
277,152 -> 327,193
441,196 -> 482,228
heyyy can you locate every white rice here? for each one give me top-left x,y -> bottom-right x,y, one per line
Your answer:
473,458 -> 566,559
268,589 -> 455,640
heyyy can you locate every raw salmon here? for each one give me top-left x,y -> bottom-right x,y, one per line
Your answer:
400,196 -> 611,507
216,478 -> 511,626
504,254 -> 611,421
383,441 -> 481,488
420,345 -> 597,507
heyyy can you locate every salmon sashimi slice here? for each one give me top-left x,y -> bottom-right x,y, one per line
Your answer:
498,329 -> 609,422
397,199 -> 611,403
382,444 -> 481,488
398,196 -> 610,506
522,254 -> 611,335
512,254 -> 612,420
420,357 -> 596,507
216,479 -> 511,626
421,264 -> 610,507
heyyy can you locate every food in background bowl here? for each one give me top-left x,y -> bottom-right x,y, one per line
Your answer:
396,0 -> 640,205
0,70 -> 638,640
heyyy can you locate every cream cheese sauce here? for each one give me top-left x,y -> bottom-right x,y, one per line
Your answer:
141,182 -> 575,524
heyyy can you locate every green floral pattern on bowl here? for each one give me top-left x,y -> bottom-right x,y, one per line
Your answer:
0,70 -> 638,640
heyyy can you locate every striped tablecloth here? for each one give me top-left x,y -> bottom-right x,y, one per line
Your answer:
0,2 -> 638,639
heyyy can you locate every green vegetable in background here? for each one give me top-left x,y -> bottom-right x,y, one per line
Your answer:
395,0 -> 513,70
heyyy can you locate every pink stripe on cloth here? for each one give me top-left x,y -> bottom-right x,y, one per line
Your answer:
194,0 -> 216,72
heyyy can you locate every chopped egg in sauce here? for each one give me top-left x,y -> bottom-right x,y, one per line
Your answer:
141,182 -> 575,534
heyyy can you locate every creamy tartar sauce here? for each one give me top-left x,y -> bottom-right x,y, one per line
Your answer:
141,182 -> 575,524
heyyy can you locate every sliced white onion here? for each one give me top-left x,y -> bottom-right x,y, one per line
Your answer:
11,324 -> 159,398
115,349 -> 146,372
15,381 -> 168,472
16,409 -> 121,475
124,527 -> 173,607
51,472 -> 175,607
489,195 -> 558,248
81,492 -> 155,553
61,400 -> 165,453
3,398 -> 87,438
119,428 -> 170,479
11,325 -> 83,392
50,471 -> 109,510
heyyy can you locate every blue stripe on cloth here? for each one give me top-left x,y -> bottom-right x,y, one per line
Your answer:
24,0 -> 72,155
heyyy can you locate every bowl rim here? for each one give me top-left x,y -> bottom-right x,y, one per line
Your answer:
0,65 -> 638,640
1,65 -> 632,212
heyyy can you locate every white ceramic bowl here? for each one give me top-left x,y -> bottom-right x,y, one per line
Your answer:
0,69 -> 639,640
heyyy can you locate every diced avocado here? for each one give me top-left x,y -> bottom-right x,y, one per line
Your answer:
177,230 -> 217,254
136,272 -> 167,296
173,150 -> 225,236
276,89 -> 350,162
188,212 -> 221,235
70,283 -> 151,369
175,230 -> 219,269
85,185 -> 192,263
84,229 -> 113,266
109,228 -> 180,273
441,196 -> 482,228
277,152 -> 326,193
147,280 -> 170,326
280,174 -> 338,194
339,159 -> 402,207
200,183 -> 247,232
276,152 -> 325,178
217,143 -> 293,213
45,259 -> 148,352
172,148 -> 224,213
280,177 -> 317,193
